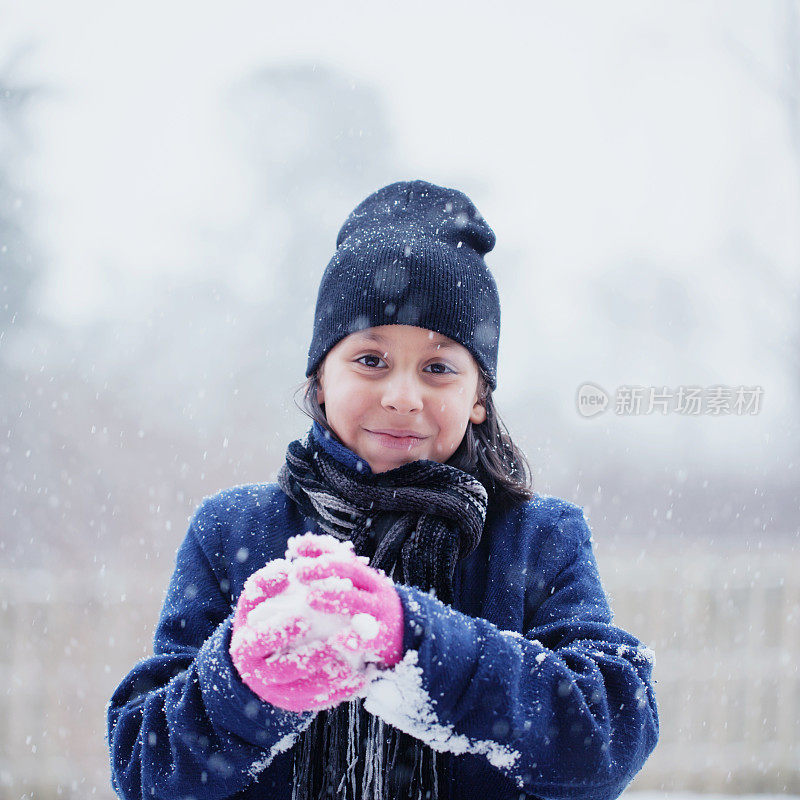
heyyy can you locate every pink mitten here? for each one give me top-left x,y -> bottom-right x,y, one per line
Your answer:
293,535 -> 404,670
229,559 -> 367,712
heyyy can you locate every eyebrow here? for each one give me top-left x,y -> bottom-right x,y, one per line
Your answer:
356,331 -> 459,349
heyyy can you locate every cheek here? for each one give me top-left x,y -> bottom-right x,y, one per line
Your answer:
434,396 -> 472,432
332,385 -> 369,418
427,398 -> 468,456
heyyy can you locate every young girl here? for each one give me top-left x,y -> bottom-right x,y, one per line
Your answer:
106,179 -> 659,800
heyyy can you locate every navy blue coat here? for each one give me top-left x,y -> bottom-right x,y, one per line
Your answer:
106,423 -> 659,799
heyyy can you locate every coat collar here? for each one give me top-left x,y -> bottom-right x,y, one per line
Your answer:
311,420 -> 373,475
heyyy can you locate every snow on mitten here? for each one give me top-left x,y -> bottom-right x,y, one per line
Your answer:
291,533 -> 404,670
229,558 -> 367,712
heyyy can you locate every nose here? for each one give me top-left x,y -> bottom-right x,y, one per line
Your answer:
381,372 -> 423,414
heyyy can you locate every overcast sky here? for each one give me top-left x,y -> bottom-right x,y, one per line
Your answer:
2,2 -> 794,311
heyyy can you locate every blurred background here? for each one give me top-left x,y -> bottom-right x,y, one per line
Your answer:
0,1 -> 798,798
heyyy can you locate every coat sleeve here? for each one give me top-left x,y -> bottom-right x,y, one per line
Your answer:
362,503 -> 659,800
105,497 -> 316,800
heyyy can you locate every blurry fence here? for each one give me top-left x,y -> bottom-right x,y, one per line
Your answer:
0,544 -> 798,799
597,545 -> 800,794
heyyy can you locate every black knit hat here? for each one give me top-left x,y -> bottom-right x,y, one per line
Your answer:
306,179 -> 501,389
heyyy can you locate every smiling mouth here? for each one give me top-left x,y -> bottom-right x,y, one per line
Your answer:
366,430 -> 427,450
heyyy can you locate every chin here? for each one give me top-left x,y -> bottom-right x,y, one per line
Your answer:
370,456 -> 410,473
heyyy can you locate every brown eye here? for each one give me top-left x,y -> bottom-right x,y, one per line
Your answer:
355,355 -> 385,368
424,362 -> 456,375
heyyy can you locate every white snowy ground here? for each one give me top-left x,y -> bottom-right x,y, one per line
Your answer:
626,794 -> 799,800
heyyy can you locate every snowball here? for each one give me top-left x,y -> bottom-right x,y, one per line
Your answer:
243,533 -> 382,673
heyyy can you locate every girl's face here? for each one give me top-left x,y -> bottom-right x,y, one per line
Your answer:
316,325 -> 487,474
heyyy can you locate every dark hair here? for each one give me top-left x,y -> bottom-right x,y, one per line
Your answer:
292,366 -> 535,515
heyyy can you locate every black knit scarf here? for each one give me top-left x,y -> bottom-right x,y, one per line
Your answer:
276,425 -> 488,800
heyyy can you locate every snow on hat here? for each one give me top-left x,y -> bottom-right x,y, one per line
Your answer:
306,179 -> 501,388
